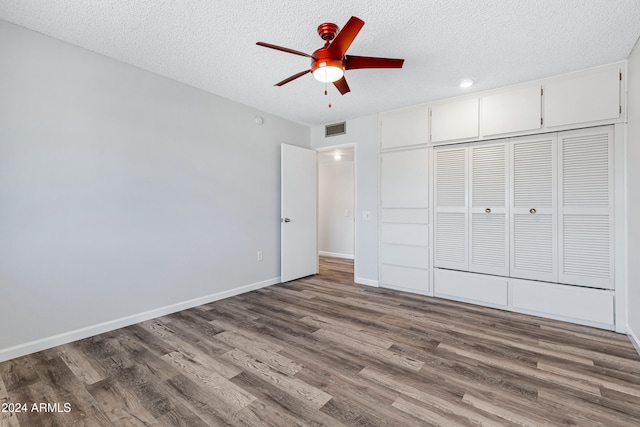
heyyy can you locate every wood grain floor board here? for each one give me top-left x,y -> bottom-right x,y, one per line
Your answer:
1,256 -> 640,426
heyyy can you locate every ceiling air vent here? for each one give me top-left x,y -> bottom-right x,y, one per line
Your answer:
325,122 -> 346,137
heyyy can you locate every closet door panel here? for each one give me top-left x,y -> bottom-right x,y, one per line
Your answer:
469,142 -> 509,275
558,127 -> 614,288
434,146 -> 468,270
510,134 -> 558,282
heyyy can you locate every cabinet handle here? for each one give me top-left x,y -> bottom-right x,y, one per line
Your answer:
485,208 -> 491,213
529,208 -> 536,214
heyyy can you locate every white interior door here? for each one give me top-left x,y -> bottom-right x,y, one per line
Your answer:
281,144 -> 318,282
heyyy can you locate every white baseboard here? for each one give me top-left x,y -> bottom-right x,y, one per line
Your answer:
319,251 -> 354,260
355,276 -> 379,287
628,326 -> 640,357
0,277 -> 281,363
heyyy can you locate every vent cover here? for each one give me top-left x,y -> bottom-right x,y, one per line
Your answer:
325,122 -> 346,137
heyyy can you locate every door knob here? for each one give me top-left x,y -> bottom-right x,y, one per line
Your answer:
485,208 -> 491,213
283,218 -> 291,222
529,208 -> 536,214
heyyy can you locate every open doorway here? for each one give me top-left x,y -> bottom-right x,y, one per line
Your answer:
317,146 -> 355,279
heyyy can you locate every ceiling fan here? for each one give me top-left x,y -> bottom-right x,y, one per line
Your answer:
256,16 -> 404,95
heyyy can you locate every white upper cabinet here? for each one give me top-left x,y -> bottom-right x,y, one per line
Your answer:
481,84 -> 542,137
430,98 -> 479,143
544,64 -> 621,128
379,107 -> 429,150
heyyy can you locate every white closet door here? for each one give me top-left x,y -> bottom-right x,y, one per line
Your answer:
434,145 -> 468,270
510,134 -> 558,282
558,127 -> 614,288
469,141 -> 509,276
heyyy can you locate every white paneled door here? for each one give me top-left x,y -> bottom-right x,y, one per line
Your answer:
281,144 -> 317,282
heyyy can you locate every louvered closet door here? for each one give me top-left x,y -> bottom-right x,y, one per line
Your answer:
469,141 -> 509,276
558,127 -> 614,289
434,145 -> 468,270
510,134 -> 558,282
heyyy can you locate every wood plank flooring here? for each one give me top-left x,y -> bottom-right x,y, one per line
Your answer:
1,257 -> 640,426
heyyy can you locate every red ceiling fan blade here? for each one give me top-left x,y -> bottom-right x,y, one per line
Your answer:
345,55 -> 405,70
275,69 -> 311,86
256,42 -> 312,58
329,16 -> 365,57
333,76 -> 351,95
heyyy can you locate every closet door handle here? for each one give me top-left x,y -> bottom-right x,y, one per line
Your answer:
529,208 -> 536,214
485,208 -> 491,213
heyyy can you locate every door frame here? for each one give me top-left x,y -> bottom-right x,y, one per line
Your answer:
316,143 -> 357,281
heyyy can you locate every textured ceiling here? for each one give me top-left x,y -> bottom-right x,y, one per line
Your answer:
1,1 -> 640,127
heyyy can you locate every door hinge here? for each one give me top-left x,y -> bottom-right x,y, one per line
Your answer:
541,117 -> 544,126
541,87 -> 544,96
620,105 -> 622,114
620,72 -> 623,81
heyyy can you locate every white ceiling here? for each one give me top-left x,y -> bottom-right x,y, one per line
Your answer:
1,1 -> 640,127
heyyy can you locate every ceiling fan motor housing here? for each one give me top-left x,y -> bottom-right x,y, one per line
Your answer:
317,22 -> 339,42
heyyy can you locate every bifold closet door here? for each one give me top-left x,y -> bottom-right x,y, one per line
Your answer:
434,145 -> 468,271
469,141 -> 509,276
510,134 -> 558,282
558,127 -> 614,289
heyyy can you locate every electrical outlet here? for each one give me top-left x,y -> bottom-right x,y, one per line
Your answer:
257,251 -> 263,261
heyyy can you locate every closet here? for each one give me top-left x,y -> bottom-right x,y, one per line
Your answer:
378,61 -> 623,330
433,126 -> 614,327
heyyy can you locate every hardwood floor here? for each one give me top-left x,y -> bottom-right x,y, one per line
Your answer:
1,257 -> 640,426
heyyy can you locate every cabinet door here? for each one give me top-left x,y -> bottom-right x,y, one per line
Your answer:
380,149 -> 429,208
544,64 -> 621,128
379,148 -> 430,293
434,145 -> 468,270
379,107 -> 429,150
469,141 -> 509,276
481,84 -> 542,137
430,98 -> 479,143
558,127 -> 614,289
510,134 -> 558,282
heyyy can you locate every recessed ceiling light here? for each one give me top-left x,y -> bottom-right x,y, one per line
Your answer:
334,154 -> 342,160
459,78 -> 476,88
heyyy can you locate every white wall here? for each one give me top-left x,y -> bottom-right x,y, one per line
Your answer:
0,20 -> 310,361
626,36 -> 640,353
311,115 -> 379,286
319,161 -> 354,258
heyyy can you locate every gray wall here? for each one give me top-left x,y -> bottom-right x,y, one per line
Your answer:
627,36 -> 640,351
311,115 -> 379,285
0,20 -> 310,359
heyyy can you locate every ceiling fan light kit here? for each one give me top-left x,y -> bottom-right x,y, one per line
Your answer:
257,16 -> 404,96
